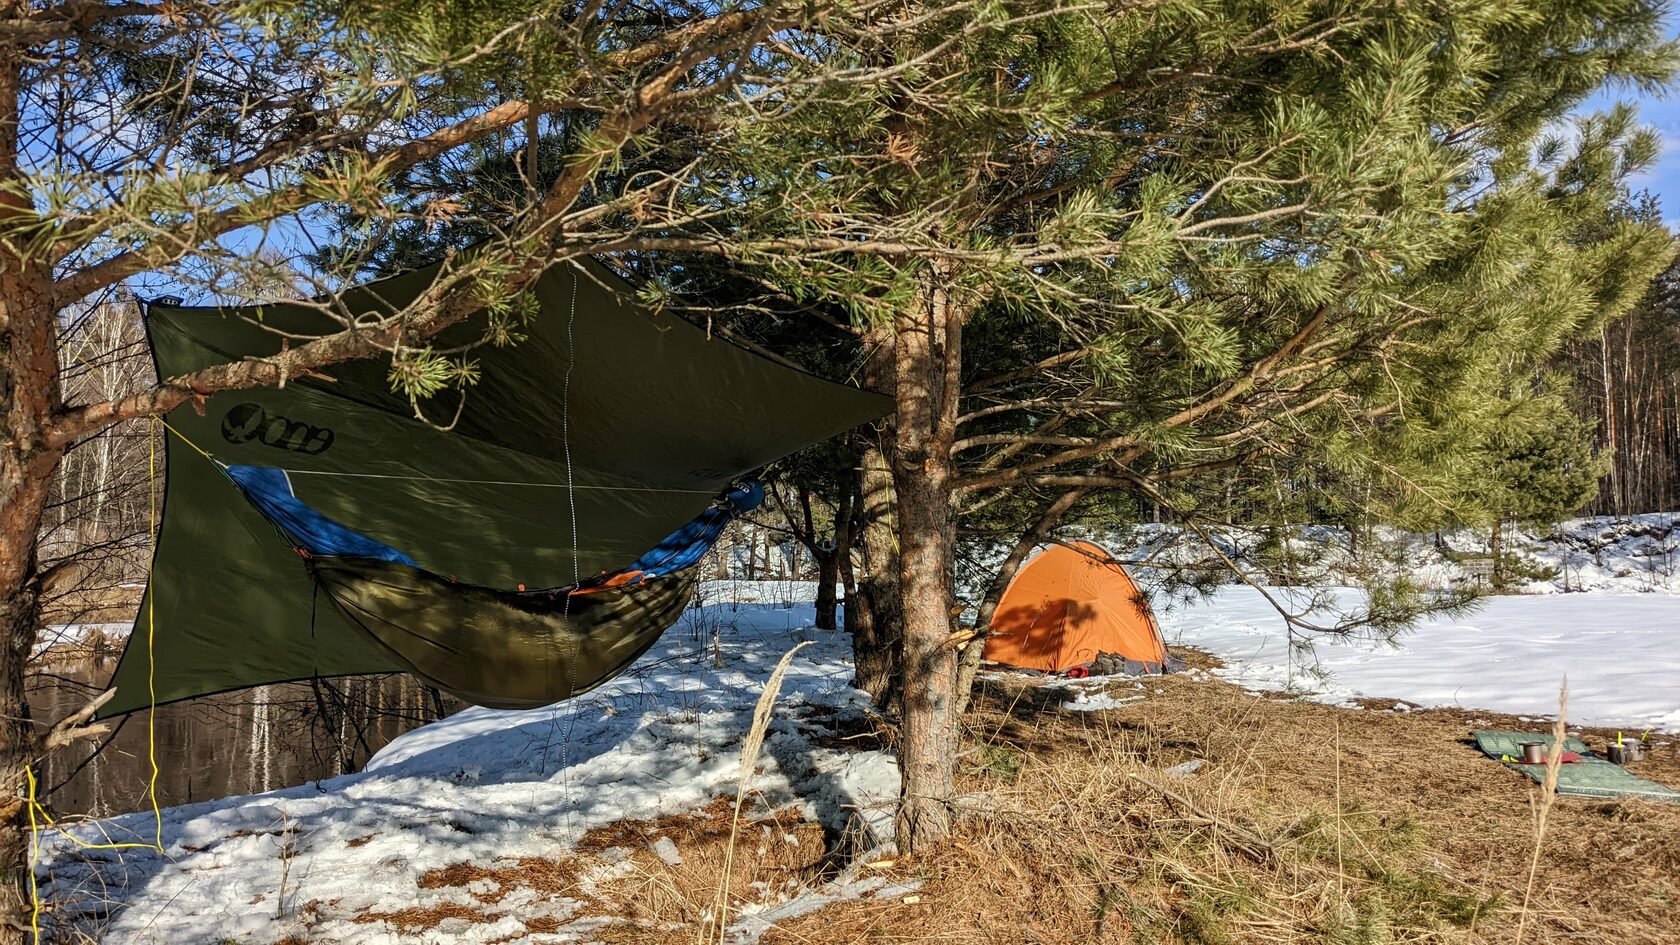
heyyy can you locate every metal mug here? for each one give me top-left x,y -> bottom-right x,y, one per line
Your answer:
1520,741 -> 1546,764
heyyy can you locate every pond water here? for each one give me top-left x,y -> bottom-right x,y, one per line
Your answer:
29,655 -> 454,820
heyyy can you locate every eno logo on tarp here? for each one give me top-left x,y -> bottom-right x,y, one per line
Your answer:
220,403 -> 335,455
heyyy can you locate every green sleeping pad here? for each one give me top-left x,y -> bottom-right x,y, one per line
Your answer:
1471,730 -> 1680,803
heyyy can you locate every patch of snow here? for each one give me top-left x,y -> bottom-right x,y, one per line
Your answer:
649,835 -> 683,866
1164,759 -> 1204,778
1061,691 -> 1145,712
1114,513 -> 1680,595
1165,586 -> 1680,733
40,584 -> 897,944
725,877 -> 922,944
34,622 -> 129,654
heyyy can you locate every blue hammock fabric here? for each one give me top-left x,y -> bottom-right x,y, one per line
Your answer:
226,465 -> 418,566
620,480 -> 763,580
225,463 -> 758,590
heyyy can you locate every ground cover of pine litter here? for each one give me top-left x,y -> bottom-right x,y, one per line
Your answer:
38,580 -> 1680,944
778,656 -> 1680,945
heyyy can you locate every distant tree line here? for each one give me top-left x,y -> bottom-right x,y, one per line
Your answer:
1563,248 -> 1680,517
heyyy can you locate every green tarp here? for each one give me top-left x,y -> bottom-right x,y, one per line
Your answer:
104,258 -> 887,716
1471,730 -> 1680,802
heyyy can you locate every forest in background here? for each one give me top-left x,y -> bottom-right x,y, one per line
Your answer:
1566,249 -> 1680,517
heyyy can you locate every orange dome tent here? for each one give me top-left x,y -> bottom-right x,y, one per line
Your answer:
982,541 -> 1172,674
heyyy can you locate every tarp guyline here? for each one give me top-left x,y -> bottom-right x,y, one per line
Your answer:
101,256 -> 887,717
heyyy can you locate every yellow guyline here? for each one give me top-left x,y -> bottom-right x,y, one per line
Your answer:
25,417 -> 181,942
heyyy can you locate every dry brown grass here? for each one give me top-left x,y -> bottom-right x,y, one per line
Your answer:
349,899 -> 491,932
580,798 -> 830,940
762,652 -> 1680,945
320,798 -> 832,943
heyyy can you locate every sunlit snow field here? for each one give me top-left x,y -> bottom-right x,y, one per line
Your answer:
1160,587 -> 1680,734
44,583 -> 902,945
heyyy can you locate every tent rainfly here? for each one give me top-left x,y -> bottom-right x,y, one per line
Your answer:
101,257 -> 887,717
982,541 -> 1174,675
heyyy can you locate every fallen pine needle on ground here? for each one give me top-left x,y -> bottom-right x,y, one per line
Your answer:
766,651 -> 1679,945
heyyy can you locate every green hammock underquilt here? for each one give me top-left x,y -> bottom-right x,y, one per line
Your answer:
311,557 -> 699,710
1470,730 -> 1680,802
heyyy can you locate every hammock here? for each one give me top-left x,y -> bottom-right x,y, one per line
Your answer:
222,464 -> 755,708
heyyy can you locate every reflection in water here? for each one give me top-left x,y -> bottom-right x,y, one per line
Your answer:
30,655 -> 455,819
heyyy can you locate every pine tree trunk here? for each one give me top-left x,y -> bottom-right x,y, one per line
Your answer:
1,55 -> 62,930
850,444 -> 901,708
814,550 -> 839,630
891,265 -> 961,852
0,584 -> 39,942
811,479 -> 854,631
837,482 -> 861,641
838,486 -> 859,601
712,532 -> 732,579
848,325 -> 901,708
1490,519 -> 1503,585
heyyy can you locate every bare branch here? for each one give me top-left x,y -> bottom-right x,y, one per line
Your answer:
40,688 -> 116,754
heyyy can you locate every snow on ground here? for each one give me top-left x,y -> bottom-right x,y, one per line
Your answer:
1059,688 -> 1150,712
34,622 -> 129,655
1162,586 -> 1680,733
42,582 -> 900,945
1474,514 -> 1680,593
1118,513 -> 1680,595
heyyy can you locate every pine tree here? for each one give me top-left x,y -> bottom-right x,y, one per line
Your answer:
1498,408 -> 1605,528
0,1 -> 975,931
630,0 -> 1679,848
1470,395 -> 1607,582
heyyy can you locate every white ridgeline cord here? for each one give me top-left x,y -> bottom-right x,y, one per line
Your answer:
560,264 -> 581,829
564,266 -> 580,592
279,469 -> 712,494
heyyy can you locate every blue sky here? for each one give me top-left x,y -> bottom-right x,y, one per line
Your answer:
1582,85 -> 1680,226
1578,19 -> 1680,228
